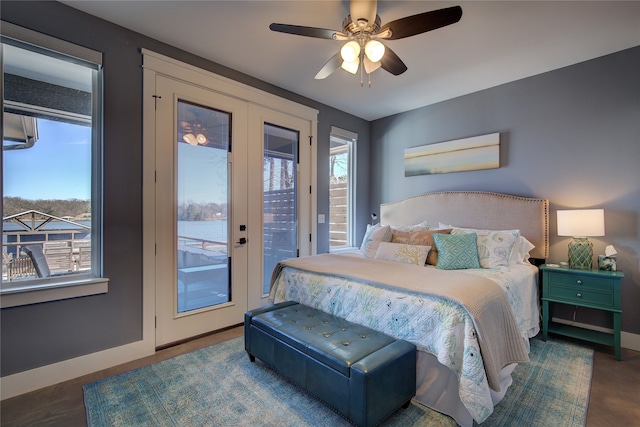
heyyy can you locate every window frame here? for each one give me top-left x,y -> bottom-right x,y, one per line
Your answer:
1,22 -> 108,308
328,126 -> 357,252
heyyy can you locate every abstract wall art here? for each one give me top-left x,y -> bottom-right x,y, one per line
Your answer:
404,133 -> 500,176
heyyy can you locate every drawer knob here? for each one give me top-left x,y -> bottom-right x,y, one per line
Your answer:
576,293 -> 582,298
576,280 -> 582,285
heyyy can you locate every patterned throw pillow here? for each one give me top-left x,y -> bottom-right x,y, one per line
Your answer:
391,228 -> 452,265
433,232 -> 480,270
359,224 -> 392,258
374,242 -> 431,266
451,228 -> 519,268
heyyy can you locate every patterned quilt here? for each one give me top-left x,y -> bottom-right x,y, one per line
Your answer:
269,254 -> 539,423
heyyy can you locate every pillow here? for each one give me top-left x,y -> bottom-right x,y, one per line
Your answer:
433,233 -> 480,270
389,221 -> 430,232
448,226 -> 519,269
391,228 -> 452,265
359,224 -> 392,258
509,236 -> 536,264
374,242 -> 430,266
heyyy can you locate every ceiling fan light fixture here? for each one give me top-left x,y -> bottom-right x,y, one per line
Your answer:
340,41 -> 360,62
183,133 -> 198,146
341,57 -> 360,74
364,39 -> 385,62
196,133 -> 208,145
363,56 -> 381,74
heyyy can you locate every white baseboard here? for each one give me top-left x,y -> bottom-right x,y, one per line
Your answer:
551,317 -> 640,352
622,331 -> 640,352
0,339 -> 154,400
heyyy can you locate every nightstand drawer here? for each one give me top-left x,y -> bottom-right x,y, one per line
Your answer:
547,285 -> 614,308
547,271 -> 613,292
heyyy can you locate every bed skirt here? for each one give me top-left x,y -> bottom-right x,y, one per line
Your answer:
416,350 -> 517,427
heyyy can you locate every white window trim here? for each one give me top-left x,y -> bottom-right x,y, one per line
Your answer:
329,126 -> 357,251
1,22 -> 107,307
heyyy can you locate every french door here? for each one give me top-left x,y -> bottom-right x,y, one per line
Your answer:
152,72 -> 315,347
154,76 -> 248,346
247,106 -> 313,309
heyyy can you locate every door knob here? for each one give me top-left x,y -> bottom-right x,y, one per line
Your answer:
236,237 -> 247,245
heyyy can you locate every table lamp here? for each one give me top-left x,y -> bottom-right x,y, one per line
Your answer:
557,209 -> 605,269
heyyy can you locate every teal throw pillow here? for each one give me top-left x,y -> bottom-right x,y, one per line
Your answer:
433,232 -> 480,270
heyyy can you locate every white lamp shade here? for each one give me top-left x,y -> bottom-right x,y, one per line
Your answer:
363,56 -> 381,74
340,41 -> 360,63
183,133 -> 198,146
364,40 -> 385,62
196,133 -> 208,145
341,57 -> 360,74
557,209 -> 605,237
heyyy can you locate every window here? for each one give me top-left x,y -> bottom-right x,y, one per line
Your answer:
1,22 -> 106,306
329,126 -> 356,250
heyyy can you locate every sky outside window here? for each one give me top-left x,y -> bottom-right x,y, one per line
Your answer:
3,118 -> 91,201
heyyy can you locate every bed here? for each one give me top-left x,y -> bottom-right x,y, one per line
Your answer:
269,191 -> 549,426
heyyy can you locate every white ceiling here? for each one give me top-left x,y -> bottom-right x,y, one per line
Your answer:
61,1 -> 640,121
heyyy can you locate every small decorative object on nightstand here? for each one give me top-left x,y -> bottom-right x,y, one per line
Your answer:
557,209 -> 605,269
541,264 -> 623,360
598,245 -> 617,271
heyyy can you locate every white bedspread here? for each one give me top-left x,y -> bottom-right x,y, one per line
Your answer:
269,254 -> 539,424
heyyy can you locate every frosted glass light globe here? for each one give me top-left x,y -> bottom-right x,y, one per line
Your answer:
364,40 -> 385,62
340,41 -> 360,63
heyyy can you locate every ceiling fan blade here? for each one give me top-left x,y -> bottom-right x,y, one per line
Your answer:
379,5 -> 462,40
269,23 -> 338,40
350,0 -> 377,26
315,52 -> 343,79
380,46 -> 407,76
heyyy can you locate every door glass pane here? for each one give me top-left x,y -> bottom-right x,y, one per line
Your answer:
176,100 -> 229,313
263,124 -> 298,294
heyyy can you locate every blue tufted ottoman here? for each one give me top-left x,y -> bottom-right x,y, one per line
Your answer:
244,301 -> 416,427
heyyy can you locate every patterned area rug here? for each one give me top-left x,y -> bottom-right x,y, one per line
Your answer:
84,336 -> 593,426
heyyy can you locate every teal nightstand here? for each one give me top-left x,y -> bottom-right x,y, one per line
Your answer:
540,264 -> 624,360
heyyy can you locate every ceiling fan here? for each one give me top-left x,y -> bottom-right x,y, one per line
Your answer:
180,120 -> 210,146
269,0 -> 462,85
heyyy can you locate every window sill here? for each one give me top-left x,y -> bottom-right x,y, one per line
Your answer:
329,246 -> 359,254
0,277 -> 109,308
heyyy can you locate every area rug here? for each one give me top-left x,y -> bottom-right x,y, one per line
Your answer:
84,336 -> 593,426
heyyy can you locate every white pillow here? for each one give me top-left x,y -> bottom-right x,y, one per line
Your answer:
509,236 -> 536,264
359,224 -> 392,258
440,223 -> 535,266
448,226 -> 519,269
374,242 -> 430,266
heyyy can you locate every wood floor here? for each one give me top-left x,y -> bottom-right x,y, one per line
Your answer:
1,327 -> 639,426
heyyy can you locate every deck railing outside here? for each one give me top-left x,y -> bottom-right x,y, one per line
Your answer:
2,211 -> 92,281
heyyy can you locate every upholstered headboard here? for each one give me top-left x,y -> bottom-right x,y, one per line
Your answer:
380,191 -> 549,259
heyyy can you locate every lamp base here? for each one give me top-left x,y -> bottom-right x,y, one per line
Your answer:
568,237 -> 593,269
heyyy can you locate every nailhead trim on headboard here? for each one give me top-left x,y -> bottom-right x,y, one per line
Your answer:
380,191 -> 549,259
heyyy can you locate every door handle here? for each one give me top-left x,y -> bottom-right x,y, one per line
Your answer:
236,237 -> 247,245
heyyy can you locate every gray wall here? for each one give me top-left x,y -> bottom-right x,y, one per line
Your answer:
370,47 -> 640,335
0,1 -> 368,376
